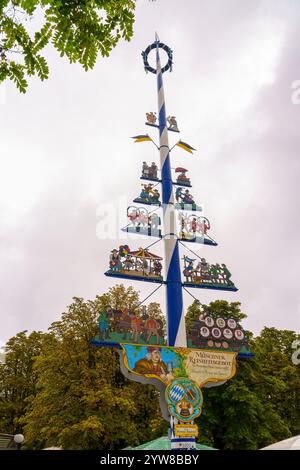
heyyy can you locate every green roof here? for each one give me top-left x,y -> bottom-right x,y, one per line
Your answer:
124,436 -> 217,451
0,434 -> 16,450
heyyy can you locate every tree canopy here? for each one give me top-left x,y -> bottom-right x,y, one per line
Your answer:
0,0 -> 135,92
0,289 -> 299,450
185,301 -> 300,449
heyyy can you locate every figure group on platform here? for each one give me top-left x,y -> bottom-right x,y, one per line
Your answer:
142,161 -> 159,180
126,206 -> 161,235
175,167 -> 191,187
175,188 -> 201,211
182,256 -> 235,288
145,111 -> 179,133
146,111 -> 157,125
108,246 -> 163,280
96,304 -> 165,345
134,183 -> 161,205
167,115 -> 179,132
179,214 -> 211,240
187,312 -> 249,353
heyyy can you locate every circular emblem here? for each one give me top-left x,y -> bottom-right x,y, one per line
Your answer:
223,328 -> 233,339
166,378 -> 203,423
142,42 -> 173,74
205,316 -> 215,327
227,318 -> 237,329
235,329 -> 244,340
200,326 -> 210,337
216,318 -> 226,328
168,382 -> 185,403
212,327 -> 221,339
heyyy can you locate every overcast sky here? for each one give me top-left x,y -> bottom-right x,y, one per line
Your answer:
1,0 -> 300,347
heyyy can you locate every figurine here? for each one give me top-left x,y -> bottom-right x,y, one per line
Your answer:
142,161 -> 149,178
167,115 -> 179,132
146,111 -> 157,125
151,188 -> 160,204
178,212 -> 188,231
127,207 -> 149,230
141,162 -> 159,180
153,260 -> 162,276
149,213 -> 160,231
175,187 -> 183,202
109,249 -> 122,272
176,168 -> 190,186
182,190 -> 195,205
98,310 -> 110,340
191,217 -> 197,235
149,162 -> 158,179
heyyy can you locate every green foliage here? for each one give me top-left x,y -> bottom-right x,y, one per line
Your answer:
193,301 -> 300,450
0,330 -> 48,433
0,290 -> 299,450
0,1 -> 136,92
19,285 -> 167,449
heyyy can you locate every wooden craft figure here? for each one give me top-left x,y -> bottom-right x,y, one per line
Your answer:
175,187 -> 183,202
153,259 -> 162,276
149,213 -> 160,230
198,218 -> 210,236
98,310 -> 110,340
142,161 -> 149,178
150,162 -> 158,179
221,264 -> 233,286
191,217 -> 197,235
182,189 -> 195,205
146,111 -> 157,124
123,254 -> 134,271
127,207 -> 149,230
144,317 -> 160,343
130,312 -> 143,343
180,215 -> 211,242
178,212 -> 188,231
109,249 -> 122,272
183,258 -> 195,282
141,162 -> 158,180
137,184 -> 160,205
151,188 -> 160,204
175,188 -> 195,205
167,115 -> 179,132
175,168 -> 190,185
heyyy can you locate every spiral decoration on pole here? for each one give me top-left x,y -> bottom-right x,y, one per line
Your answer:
142,36 -> 187,348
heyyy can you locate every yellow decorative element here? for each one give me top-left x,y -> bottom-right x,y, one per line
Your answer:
120,344 -> 237,388
184,350 -> 237,387
174,424 -> 199,438
176,140 -> 196,154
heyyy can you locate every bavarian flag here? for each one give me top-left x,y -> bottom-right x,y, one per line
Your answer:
131,134 -> 152,143
176,140 -> 196,154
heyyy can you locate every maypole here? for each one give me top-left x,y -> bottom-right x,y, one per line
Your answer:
154,35 -> 192,449
92,35 -> 252,452
154,35 -> 186,348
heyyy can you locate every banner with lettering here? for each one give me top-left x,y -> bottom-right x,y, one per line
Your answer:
120,343 -> 237,388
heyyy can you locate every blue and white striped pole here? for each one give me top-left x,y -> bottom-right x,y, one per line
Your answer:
143,36 -> 195,450
155,38 -> 186,349
152,37 -> 196,451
